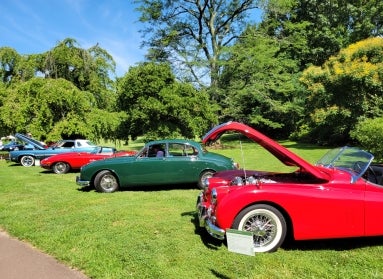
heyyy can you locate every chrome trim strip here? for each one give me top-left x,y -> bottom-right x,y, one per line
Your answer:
197,193 -> 226,240
76,176 -> 90,187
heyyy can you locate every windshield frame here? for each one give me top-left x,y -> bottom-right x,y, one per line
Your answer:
316,146 -> 374,183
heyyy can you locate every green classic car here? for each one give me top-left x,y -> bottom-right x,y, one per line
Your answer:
76,139 -> 238,192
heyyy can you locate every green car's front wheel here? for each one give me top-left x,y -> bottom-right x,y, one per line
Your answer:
198,170 -> 215,190
94,170 -> 119,193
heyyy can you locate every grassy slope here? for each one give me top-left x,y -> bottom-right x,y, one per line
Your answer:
0,141 -> 382,279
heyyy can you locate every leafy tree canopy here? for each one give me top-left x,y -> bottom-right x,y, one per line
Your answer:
41,38 -> 117,108
117,62 -> 218,141
350,117 -> 383,161
261,0 -> 383,69
0,77 -> 126,142
296,37 -> 383,145
218,25 -> 304,138
0,47 -> 20,83
136,0 -> 263,92
0,38 -> 117,110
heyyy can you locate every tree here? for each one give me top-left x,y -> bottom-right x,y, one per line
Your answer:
0,47 -> 21,84
296,37 -> 383,145
0,77 -> 125,142
135,0 -> 262,94
40,38 -> 117,109
0,39 -> 118,110
261,0 -> 383,70
350,117 -> 383,161
117,62 -> 218,140
218,25 -> 303,138
349,0 -> 383,42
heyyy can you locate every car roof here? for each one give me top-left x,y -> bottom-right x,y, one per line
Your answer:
146,139 -> 200,145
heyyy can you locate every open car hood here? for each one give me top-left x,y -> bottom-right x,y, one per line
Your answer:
202,121 -> 330,181
14,133 -> 46,150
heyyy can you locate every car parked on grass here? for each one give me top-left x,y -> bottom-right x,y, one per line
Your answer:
40,146 -> 137,174
2,133 -> 46,152
76,139 -> 238,193
1,140 -> 32,151
9,133 -> 97,167
197,121 -> 383,253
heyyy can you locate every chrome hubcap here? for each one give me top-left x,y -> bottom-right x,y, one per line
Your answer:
244,214 -> 277,247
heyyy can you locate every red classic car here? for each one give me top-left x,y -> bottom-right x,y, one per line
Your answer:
197,121 -> 383,253
40,146 -> 136,174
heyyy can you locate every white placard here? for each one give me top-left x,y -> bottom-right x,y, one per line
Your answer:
226,229 -> 255,256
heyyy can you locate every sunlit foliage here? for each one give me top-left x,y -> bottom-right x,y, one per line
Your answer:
297,37 -> 383,144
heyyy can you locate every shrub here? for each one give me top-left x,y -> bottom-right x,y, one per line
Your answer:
350,117 -> 383,161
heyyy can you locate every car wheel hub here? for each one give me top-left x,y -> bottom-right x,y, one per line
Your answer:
101,176 -> 115,189
246,215 -> 276,245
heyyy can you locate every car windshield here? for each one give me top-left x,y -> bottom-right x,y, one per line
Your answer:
77,140 -> 96,147
89,147 -> 115,154
316,146 -> 374,182
90,147 -> 102,154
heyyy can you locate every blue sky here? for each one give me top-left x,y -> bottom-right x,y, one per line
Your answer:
0,0 -> 145,76
0,0 -> 262,77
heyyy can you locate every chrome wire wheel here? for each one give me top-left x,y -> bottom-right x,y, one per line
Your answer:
233,204 -> 286,253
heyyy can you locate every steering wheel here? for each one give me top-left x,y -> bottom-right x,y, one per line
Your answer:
367,166 -> 378,184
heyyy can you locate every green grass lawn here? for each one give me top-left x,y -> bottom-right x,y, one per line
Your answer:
1,141 -> 383,279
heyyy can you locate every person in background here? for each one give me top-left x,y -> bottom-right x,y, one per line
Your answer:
153,145 -> 164,157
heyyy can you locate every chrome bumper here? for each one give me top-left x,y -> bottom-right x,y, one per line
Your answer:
76,176 -> 90,187
196,193 -> 225,240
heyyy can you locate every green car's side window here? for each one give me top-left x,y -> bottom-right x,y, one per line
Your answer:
148,144 -> 166,157
168,143 -> 184,156
168,143 -> 198,157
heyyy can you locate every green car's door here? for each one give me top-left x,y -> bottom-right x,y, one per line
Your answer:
127,156 -> 169,185
125,142 -> 202,186
164,142 -> 202,184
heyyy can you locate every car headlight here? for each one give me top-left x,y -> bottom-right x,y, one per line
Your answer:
231,176 -> 244,186
247,176 -> 258,185
211,188 -> 217,205
203,177 -> 210,188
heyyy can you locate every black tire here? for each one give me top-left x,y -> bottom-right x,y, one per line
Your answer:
52,162 -> 70,174
20,155 -> 35,167
94,170 -> 119,193
198,170 -> 215,190
232,204 -> 287,253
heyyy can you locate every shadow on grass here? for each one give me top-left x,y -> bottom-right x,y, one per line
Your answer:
282,235 -> 383,251
4,163 -> 21,167
77,183 -> 198,193
184,212 -> 231,279
185,210 -> 224,251
39,169 -> 79,174
210,269 -> 232,279
190,215 -> 383,252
